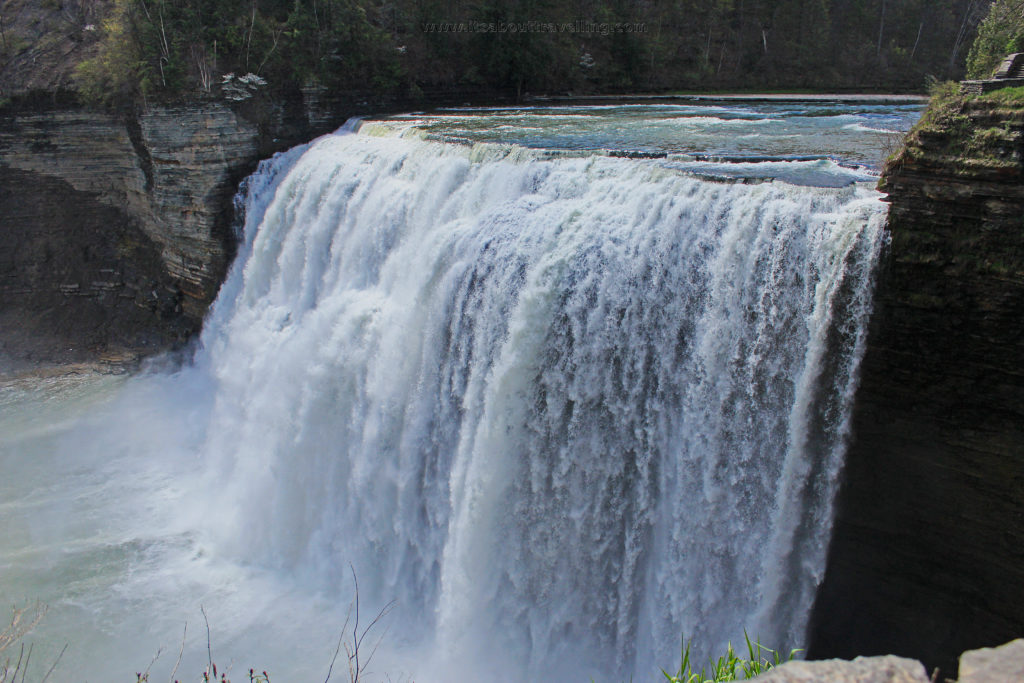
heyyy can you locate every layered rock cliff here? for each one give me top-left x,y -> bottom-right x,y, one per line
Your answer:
808,88 -> 1024,676
0,101 -> 260,369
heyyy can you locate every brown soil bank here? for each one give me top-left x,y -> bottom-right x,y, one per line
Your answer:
807,86 -> 1024,677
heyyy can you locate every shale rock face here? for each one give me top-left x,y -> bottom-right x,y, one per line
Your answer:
0,164 -> 182,370
808,92 -> 1024,676
0,103 -> 258,368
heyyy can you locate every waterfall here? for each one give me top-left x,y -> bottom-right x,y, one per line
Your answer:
193,125 -> 886,681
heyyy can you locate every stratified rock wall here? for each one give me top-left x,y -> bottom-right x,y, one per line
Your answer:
0,102 -> 258,366
808,94 -> 1024,676
137,106 -> 259,315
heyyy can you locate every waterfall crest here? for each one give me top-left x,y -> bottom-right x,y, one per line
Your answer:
197,125 -> 886,681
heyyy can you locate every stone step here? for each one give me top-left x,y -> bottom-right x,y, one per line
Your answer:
993,53 -> 1024,79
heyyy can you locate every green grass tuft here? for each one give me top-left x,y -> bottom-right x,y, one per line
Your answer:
973,85 -> 1024,106
661,631 -> 800,683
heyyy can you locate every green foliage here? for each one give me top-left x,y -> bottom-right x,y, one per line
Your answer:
65,0 -> 990,104
974,84 -> 1024,104
889,76 -> 1024,180
74,0 -> 146,105
966,0 -> 1024,79
887,79 -> 968,173
914,80 -> 968,133
662,632 -> 800,683
75,0 -> 405,104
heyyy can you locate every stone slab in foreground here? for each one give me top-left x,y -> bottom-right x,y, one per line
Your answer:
755,639 -> 1024,682
754,656 -> 929,683
959,639 -> 1024,683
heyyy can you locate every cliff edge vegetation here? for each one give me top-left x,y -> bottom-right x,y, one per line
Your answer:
890,79 -> 1024,182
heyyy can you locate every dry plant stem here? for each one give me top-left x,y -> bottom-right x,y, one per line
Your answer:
330,565 -> 396,683
18,643 -> 30,683
2,603 -> 63,683
350,566 -> 360,682
10,644 -> 25,682
874,129 -> 907,164
356,608 -> 393,683
142,646 -> 163,681
323,604 -> 352,683
201,606 -> 213,679
39,643 -> 67,683
0,604 -> 46,654
1,604 -> 41,683
169,623 -> 187,683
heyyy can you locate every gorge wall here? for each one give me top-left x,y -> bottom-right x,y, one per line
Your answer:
808,91 -> 1024,676
0,101 -> 270,369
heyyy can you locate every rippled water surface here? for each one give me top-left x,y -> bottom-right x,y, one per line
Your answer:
376,98 -> 923,185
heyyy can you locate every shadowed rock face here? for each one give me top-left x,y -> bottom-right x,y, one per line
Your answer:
808,96 -> 1024,677
0,103 -> 259,369
0,166 -> 187,371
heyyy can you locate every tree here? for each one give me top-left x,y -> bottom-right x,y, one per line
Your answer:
74,0 -> 148,104
966,0 -> 1024,77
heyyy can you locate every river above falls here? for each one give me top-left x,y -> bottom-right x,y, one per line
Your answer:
369,97 -> 923,185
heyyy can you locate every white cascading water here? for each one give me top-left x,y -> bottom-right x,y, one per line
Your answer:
186,123 -> 885,682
